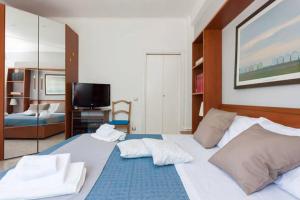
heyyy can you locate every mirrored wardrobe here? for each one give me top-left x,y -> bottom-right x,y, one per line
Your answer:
0,4 -> 78,160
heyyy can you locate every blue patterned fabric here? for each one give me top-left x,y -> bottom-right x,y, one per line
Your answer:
109,120 -> 129,125
86,134 -> 189,200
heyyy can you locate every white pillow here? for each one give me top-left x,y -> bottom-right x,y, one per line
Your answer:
117,139 -> 151,158
258,117 -> 300,136
142,138 -> 193,166
258,118 -> 300,199
275,167 -> 300,199
48,103 -> 60,113
217,116 -> 261,148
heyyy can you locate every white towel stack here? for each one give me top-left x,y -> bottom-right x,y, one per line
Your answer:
0,154 -> 86,200
91,123 -> 126,142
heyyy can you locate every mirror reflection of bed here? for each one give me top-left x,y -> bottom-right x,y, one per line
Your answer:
4,6 -> 66,160
4,100 -> 65,159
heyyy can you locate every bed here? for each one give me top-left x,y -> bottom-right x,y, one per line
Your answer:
4,113 -> 65,139
0,133 -> 297,200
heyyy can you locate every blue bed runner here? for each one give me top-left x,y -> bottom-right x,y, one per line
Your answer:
0,134 -> 189,200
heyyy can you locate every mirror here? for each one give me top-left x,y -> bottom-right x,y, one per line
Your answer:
37,17 -> 65,152
4,7 -> 66,160
4,6 -> 39,159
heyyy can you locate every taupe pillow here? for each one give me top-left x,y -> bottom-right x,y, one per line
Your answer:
194,108 -> 236,148
209,124 -> 300,195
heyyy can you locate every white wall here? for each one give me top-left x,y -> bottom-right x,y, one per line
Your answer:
54,17 -> 193,133
193,0 -> 224,37
193,0 -> 300,109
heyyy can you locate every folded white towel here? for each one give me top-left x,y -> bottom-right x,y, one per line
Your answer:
14,155 -> 57,181
96,123 -> 115,133
14,154 -> 70,183
115,130 -> 126,141
91,129 -> 126,142
0,162 -> 86,200
96,126 -> 115,136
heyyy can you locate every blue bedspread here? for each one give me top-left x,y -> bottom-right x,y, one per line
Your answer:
86,134 -> 189,200
0,134 -> 189,200
5,113 -> 65,126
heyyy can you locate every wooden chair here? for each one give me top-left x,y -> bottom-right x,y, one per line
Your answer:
109,100 -> 132,133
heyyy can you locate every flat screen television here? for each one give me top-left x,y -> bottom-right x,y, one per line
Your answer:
72,83 -> 110,108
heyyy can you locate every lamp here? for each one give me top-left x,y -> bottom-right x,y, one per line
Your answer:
10,98 -> 18,106
199,102 -> 204,117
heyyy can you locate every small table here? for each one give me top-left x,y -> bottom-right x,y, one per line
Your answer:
72,108 -> 110,135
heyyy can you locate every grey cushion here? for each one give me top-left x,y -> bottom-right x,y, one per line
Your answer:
194,108 -> 236,148
209,124 -> 300,194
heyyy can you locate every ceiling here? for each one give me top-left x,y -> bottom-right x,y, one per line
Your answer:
1,0 -> 204,18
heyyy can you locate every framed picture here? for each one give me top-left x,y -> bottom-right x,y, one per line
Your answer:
45,74 -> 65,95
235,0 -> 300,89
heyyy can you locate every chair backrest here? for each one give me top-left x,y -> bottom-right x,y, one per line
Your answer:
112,100 -> 132,121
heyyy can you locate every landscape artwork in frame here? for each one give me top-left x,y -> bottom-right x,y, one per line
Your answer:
45,74 -> 65,95
235,0 -> 300,89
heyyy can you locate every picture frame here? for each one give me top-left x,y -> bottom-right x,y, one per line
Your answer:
235,0 -> 300,89
45,74 -> 65,95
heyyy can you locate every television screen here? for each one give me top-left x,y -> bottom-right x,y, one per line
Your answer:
72,83 -> 110,108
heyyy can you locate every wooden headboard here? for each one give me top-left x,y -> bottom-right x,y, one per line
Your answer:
221,104 -> 300,128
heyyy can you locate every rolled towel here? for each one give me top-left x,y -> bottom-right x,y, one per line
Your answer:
14,155 -> 58,181
0,162 -> 86,200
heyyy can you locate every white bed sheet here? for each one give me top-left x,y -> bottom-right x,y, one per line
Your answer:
162,134 -> 298,200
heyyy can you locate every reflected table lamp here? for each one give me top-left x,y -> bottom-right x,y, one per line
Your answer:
10,98 -> 18,106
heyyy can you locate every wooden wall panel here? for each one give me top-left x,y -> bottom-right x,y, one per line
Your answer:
221,104 -> 300,128
203,29 -> 222,114
0,4 -> 4,160
65,25 -> 78,139
206,0 -> 254,29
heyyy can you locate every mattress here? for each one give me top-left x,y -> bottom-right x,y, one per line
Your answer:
0,134 -> 297,200
4,113 -> 65,127
163,134 -> 298,200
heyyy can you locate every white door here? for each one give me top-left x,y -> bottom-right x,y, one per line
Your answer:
145,54 -> 181,134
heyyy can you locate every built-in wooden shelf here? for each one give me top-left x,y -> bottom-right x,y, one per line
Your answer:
191,0 -> 254,133
192,37 -> 204,133
8,94 -> 23,97
6,81 -> 24,83
192,64 -> 202,70
6,68 -> 31,113
192,57 -> 204,70
192,92 -> 203,96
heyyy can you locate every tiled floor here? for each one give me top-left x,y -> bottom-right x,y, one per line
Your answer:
0,133 -> 65,171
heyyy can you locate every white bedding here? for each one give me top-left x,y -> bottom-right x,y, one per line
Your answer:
162,134 -> 298,200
